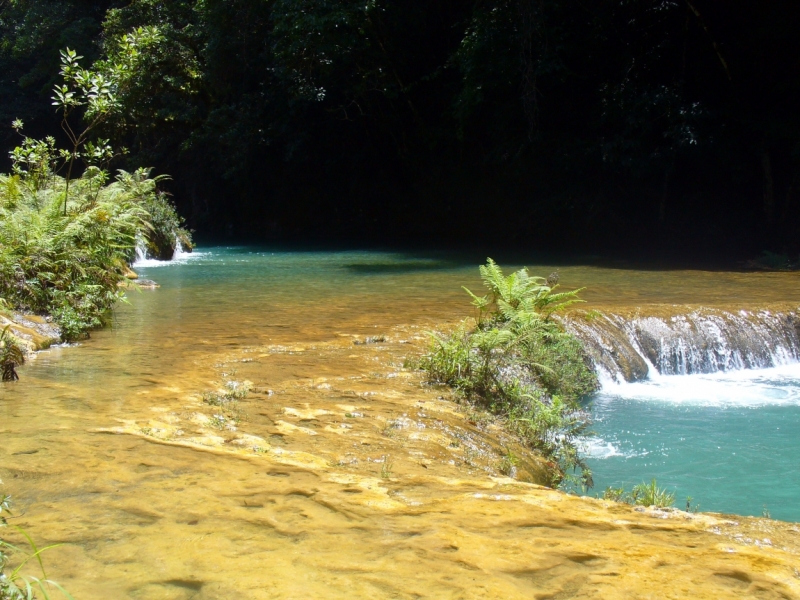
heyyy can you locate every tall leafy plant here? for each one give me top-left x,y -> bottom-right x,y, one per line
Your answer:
1,28 -> 192,350
420,259 -> 598,487
50,27 -> 162,214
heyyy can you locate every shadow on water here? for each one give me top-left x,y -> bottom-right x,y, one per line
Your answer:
189,239 -> 790,274
344,260 -> 463,275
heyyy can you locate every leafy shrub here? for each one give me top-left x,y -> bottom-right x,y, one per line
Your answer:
602,479 -> 676,508
0,34 -> 192,347
420,259 -> 598,487
0,167 -> 166,341
0,327 -> 25,382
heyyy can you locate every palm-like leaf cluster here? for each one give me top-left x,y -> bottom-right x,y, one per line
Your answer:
0,327 -> 25,382
421,258 -> 598,488
0,167 -> 163,340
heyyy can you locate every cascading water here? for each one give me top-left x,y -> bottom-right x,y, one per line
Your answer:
134,235 -> 148,265
132,234 -> 195,268
565,308 -> 800,382
569,306 -> 800,520
173,236 -> 187,259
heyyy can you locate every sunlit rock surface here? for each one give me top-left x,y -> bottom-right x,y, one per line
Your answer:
3,331 -> 799,598
0,311 -> 60,351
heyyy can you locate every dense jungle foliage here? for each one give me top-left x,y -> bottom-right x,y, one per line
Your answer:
0,165 -> 182,341
0,1 -> 798,257
0,27 -> 191,342
421,259 -> 598,487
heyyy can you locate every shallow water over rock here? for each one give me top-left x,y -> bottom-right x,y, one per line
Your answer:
2,248 -> 800,598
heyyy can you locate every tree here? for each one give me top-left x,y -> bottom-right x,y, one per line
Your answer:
50,27 -> 162,214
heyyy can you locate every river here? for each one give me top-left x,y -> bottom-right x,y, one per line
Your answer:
2,247 -> 800,599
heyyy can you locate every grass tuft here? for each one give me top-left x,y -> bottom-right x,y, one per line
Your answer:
602,479 -> 676,508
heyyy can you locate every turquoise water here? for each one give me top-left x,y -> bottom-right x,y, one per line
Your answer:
586,367 -> 800,522
135,247 -> 800,522
16,245 -> 800,524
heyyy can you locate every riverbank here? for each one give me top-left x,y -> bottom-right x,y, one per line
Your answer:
0,265 -> 158,356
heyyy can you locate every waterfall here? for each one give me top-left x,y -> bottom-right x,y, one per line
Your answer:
133,236 -> 149,266
564,308 -> 800,383
132,235 -> 191,267
173,236 -> 188,259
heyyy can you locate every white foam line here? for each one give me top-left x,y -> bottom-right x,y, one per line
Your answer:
599,363 -> 800,407
132,251 -> 208,268
581,437 -> 638,459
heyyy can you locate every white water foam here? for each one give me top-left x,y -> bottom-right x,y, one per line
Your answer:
599,362 -> 800,407
132,237 -> 205,268
581,437 -> 636,459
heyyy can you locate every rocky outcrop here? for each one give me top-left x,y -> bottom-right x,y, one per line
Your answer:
0,311 -> 61,353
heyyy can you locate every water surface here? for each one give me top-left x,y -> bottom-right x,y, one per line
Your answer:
587,367 -> 800,521
3,247 -> 800,598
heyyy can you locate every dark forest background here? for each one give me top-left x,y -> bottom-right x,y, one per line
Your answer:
1,0 -> 798,258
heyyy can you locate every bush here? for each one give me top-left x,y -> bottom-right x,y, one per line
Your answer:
602,479 -> 676,508
0,166 -> 180,341
0,34 -> 192,346
420,259 -> 598,488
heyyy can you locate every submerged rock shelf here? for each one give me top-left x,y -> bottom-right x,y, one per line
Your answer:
5,327 -> 800,599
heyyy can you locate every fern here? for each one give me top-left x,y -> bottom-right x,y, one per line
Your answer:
0,327 -> 25,382
420,258 -> 598,488
466,257 -> 584,324
0,165 -> 184,344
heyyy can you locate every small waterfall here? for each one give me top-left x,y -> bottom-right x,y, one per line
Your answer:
132,234 -> 192,267
173,236 -> 187,259
134,235 -> 147,264
133,236 -> 149,266
564,308 -> 800,382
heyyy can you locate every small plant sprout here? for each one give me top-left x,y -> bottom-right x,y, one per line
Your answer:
498,448 -> 519,477
382,419 -> 400,438
630,479 -> 675,508
603,487 -> 626,502
1,495 -> 74,598
209,415 -> 228,430
601,480 -> 678,508
380,456 -> 394,479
